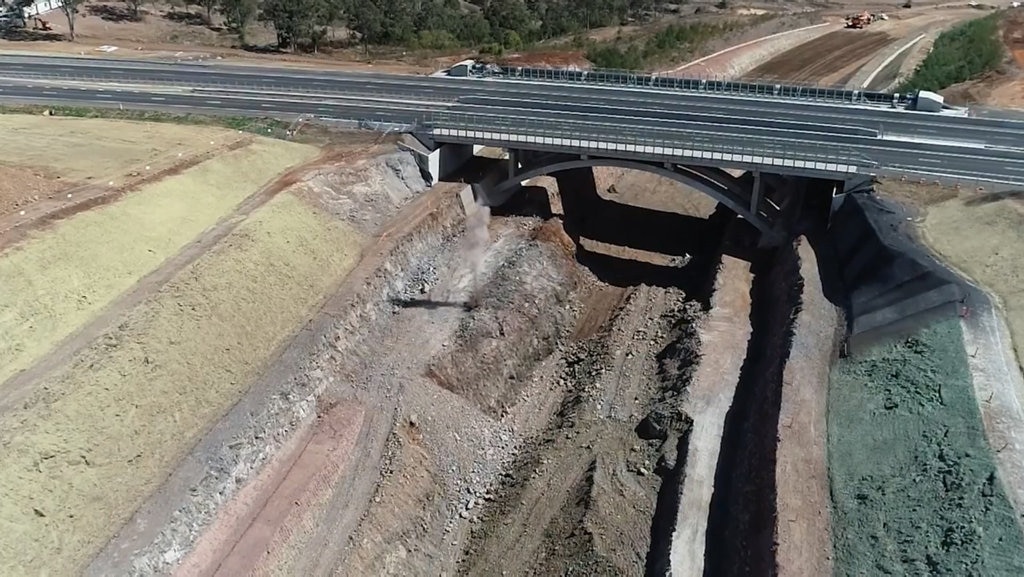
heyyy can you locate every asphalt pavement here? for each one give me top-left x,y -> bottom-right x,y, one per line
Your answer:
1,53 -> 1023,186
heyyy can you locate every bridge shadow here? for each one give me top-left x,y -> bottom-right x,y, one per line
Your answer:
537,167 -> 758,303
449,156 -> 763,300
390,297 -> 474,311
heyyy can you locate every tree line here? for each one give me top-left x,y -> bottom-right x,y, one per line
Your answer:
50,0 -> 666,50
897,12 -> 1004,93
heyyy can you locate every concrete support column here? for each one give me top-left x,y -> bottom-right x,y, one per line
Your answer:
750,170 -> 763,216
508,149 -> 518,181
416,143 -> 475,185
553,166 -> 599,245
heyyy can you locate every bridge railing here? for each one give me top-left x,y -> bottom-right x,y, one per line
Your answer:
421,111 -> 876,173
481,65 -> 908,107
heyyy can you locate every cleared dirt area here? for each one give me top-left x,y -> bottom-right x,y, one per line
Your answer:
774,239 -> 839,577
0,115 -> 247,220
94,147 -> 859,577
921,196 -> 1024,371
669,22 -> 840,78
743,9 -> 986,87
745,29 -> 894,85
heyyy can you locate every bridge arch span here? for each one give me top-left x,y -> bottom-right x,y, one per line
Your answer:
475,154 -> 778,238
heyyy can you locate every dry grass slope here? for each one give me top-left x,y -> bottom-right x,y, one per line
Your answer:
0,138 -> 318,386
0,192 -> 363,576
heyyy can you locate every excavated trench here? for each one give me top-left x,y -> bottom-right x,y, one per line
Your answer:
103,146 -> 986,577
303,167 -> 811,576
704,244 -> 802,577
440,168 -> 816,577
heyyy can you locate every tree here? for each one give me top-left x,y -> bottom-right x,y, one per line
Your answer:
259,0 -> 330,51
483,0 -> 533,44
348,0 -> 414,46
58,0 -> 87,41
196,0 -> 217,23
219,0 -> 258,43
124,0 -> 143,20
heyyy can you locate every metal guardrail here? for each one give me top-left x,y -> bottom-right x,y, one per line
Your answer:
0,71 -> 460,104
481,65 -> 909,107
421,111 -> 876,172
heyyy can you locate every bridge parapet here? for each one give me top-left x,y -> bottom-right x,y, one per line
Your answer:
421,112 -> 876,180
470,64 -> 907,107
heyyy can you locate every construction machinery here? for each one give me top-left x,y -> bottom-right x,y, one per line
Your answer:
845,11 -> 874,28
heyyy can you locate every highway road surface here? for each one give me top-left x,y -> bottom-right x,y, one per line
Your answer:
1,53 -> 1023,186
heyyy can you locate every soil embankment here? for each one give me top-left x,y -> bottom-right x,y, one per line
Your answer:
668,255 -> 753,577
824,193 -> 965,352
774,240 -> 840,577
829,318 -> 1024,575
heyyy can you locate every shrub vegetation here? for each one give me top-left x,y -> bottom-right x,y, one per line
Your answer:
898,13 -> 1004,93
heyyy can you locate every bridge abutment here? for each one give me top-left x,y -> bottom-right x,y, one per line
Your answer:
407,141 -> 479,185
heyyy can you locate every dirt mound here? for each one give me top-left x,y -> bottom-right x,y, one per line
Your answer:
1004,8 -> 1024,68
428,236 -> 580,418
460,284 -> 702,576
491,50 -> 592,69
0,165 -> 67,218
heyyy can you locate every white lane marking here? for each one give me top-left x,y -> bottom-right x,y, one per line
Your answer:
191,87 -> 447,107
150,96 -> 165,101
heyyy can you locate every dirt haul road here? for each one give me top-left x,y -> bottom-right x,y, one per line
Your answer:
745,29 -> 894,85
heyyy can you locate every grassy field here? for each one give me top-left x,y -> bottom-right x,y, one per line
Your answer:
0,192 -> 364,575
0,137 -> 318,387
829,319 -> 1024,575
0,115 -> 244,181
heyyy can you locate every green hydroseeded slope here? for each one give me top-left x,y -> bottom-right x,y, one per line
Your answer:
829,318 -> 1024,575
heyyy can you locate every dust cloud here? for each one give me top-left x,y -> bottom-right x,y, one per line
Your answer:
465,200 -> 491,309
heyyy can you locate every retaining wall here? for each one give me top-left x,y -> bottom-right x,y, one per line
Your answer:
824,193 -> 964,351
